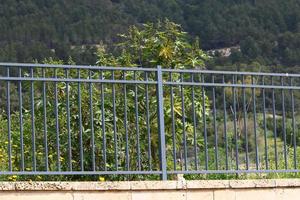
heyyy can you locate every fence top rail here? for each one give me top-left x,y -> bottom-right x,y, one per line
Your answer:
1,62 -> 300,78
0,77 -> 158,84
162,68 -> 300,78
0,62 -> 157,72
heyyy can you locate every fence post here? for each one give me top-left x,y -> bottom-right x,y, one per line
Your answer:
157,65 -> 167,180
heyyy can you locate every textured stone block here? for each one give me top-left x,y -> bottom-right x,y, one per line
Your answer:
132,191 -> 185,200
186,190 -> 213,200
73,191 -> 131,200
214,189 -> 236,200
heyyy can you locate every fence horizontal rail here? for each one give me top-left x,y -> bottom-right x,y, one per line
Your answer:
164,82 -> 300,89
0,62 -> 158,71
0,63 -> 300,180
162,68 -> 300,77
1,77 -> 299,89
0,77 -> 157,84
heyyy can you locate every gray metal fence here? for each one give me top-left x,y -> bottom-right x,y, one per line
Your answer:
0,63 -> 300,180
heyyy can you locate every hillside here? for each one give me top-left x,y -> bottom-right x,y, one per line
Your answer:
0,0 -> 300,67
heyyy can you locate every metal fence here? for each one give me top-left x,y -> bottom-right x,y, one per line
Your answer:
0,63 -> 300,180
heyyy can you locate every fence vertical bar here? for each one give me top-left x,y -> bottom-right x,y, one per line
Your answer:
89,70 -> 96,171
77,69 -> 84,171
123,71 -> 129,171
65,69 -> 72,171
18,67 -> 25,171
30,67 -> 36,171
271,76 -> 278,169
134,71 -> 141,171
262,76 -> 268,170
100,70 -> 107,171
290,78 -> 297,169
112,71 -> 118,170
170,72 -> 176,170
191,73 -> 198,170
242,75 -> 249,170
232,74 -> 239,170
157,66 -> 167,180
202,74 -> 208,170
281,77 -> 288,169
6,67 -> 12,171
212,75 -> 218,170
222,75 -> 229,170
42,68 -> 49,171
145,72 -> 152,170
180,73 -> 187,170
252,75 -> 259,170
54,68 -> 61,171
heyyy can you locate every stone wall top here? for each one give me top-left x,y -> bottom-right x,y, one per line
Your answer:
0,179 -> 300,191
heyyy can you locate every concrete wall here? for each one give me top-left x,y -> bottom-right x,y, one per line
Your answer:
0,179 -> 300,200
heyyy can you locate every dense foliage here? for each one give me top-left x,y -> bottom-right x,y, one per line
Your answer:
1,0 -> 300,69
96,20 -> 209,68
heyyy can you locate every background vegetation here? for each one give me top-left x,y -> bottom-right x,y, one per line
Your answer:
0,0 -> 300,71
1,1 -> 300,181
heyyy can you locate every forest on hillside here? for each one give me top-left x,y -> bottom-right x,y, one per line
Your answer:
0,0 -> 300,69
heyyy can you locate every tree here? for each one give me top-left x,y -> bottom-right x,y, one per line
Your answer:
240,36 -> 261,60
96,19 -> 209,69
